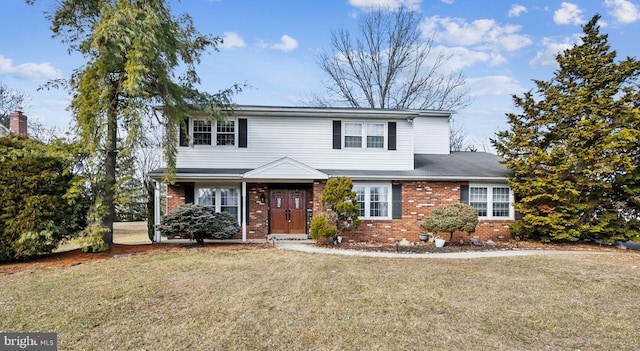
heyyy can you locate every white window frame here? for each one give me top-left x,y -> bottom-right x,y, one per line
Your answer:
468,183 -> 514,220
343,121 -> 386,149
353,182 -> 392,220
190,118 -> 237,147
195,184 -> 241,223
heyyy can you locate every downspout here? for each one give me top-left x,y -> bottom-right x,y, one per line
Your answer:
154,181 -> 161,242
242,181 -> 247,242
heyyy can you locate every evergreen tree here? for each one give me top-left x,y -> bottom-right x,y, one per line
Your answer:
494,15 -> 640,242
28,0 -> 241,248
0,135 -> 84,262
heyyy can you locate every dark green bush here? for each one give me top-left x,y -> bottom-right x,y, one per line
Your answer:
0,136 -> 84,262
309,214 -> 336,241
422,203 -> 478,242
157,204 -> 240,244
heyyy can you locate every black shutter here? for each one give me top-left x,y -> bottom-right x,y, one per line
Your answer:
179,117 -> 189,146
238,118 -> 247,148
184,184 -> 194,204
460,184 -> 469,204
514,194 -> 523,220
392,183 -> 402,219
388,122 -> 396,150
332,120 -> 341,149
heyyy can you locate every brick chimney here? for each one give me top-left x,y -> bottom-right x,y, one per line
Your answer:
9,110 -> 27,137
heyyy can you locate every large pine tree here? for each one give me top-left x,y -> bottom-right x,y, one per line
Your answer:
494,15 -> 640,242
28,0 -> 240,249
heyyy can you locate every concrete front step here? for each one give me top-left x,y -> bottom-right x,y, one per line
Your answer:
267,234 -> 310,241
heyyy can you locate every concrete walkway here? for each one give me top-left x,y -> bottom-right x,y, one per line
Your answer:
272,240 -> 605,259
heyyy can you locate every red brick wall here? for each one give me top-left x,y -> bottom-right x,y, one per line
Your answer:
165,180 -> 514,243
166,183 -> 188,213
333,181 -> 513,243
246,183 -> 269,239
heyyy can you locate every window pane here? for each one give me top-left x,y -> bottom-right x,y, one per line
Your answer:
216,121 -> 235,146
220,188 -> 239,220
472,202 -> 487,217
193,120 -> 212,145
344,122 -> 363,148
198,188 -> 215,206
366,123 -> 384,148
344,122 -> 362,135
353,185 -> 365,217
493,203 -> 509,217
470,187 -> 488,217
492,187 -> 510,217
369,186 -> 389,217
345,136 -> 362,148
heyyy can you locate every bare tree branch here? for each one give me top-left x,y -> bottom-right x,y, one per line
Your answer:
315,7 -> 470,112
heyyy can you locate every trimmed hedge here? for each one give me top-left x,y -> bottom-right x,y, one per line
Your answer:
157,204 -> 240,244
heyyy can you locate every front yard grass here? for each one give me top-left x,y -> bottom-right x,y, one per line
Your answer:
1,250 -> 639,350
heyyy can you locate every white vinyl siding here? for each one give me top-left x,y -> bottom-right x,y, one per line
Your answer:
412,116 -> 450,154
176,117 -> 414,171
354,183 -> 391,219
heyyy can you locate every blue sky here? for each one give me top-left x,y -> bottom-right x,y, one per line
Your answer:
1,0 -> 639,145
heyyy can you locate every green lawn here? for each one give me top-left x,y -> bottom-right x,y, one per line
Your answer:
1,250 -> 639,350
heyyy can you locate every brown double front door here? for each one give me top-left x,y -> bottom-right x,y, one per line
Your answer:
270,189 -> 306,234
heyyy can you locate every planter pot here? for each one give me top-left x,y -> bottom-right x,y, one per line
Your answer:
434,238 -> 446,248
419,234 -> 430,242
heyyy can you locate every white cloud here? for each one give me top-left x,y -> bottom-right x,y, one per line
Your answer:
220,32 -> 246,49
553,2 -> 584,25
441,0 -> 454,4
422,16 -> 532,52
529,36 -> 580,67
270,35 -> 299,52
508,4 -> 527,18
0,55 -> 62,81
348,0 -> 422,11
466,75 -> 524,97
439,46 -> 507,71
604,0 -> 640,24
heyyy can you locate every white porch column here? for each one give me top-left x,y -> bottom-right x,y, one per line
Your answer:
241,181 -> 247,242
153,181 -> 161,242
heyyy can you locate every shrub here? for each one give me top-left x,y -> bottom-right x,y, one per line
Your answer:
422,203 -> 478,242
157,204 -> 240,244
0,136 -> 84,262
309,214 -> 336,241
321,177 -> 360,236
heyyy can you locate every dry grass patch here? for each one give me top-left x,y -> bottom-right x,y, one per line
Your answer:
1,250 -> 639,350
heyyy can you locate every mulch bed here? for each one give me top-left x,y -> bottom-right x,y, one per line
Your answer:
333,239 -> 630,254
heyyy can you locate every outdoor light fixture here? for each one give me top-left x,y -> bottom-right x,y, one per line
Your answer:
260,193 -> 266,204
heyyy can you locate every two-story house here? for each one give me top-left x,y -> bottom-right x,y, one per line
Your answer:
149,105 -> 514,243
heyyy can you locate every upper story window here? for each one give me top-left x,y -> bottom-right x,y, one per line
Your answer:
217,121 -> 235,146
343,122 -> 385,149
193,120 -> 212,145
191,119 -> 235,146
468,184 -> 512,219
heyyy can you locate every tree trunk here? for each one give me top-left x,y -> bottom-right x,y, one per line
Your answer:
102,96 -> 118,246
